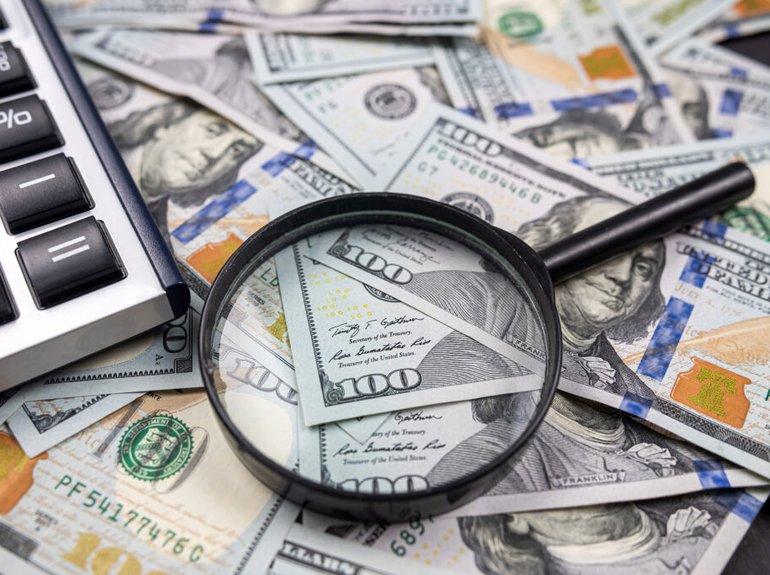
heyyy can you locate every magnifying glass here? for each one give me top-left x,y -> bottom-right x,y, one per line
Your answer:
199,162 -> 754,522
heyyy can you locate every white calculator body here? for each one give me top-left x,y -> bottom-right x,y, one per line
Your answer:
0,0 -> 189,391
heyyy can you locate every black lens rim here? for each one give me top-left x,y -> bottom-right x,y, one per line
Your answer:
200,193 -> 562,522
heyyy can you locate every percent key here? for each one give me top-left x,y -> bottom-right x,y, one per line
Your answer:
0,95 -> 62,164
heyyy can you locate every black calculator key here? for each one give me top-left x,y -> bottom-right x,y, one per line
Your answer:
0,95 -> 62,164
0,154 -> 92,234
17,217 -> 125,308
0,43 -> 35,98
0,268 -> 15,325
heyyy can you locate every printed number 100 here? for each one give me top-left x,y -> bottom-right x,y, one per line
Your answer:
336,368 -> 422,399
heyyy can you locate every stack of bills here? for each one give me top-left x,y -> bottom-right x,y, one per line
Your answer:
3,0 -> 770,573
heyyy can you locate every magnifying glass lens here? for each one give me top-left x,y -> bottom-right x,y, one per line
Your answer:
202,203 -> 560,520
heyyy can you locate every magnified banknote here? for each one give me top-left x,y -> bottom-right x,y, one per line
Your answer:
433,0 -> 693,157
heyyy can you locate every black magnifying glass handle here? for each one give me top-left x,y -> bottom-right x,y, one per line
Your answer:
538,162 -> 755,284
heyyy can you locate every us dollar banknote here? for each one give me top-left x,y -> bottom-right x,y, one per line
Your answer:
586,136 -> 770,240
17,310 -> 201,400
309,104 -> 636,358
6,393 -> 142,457
660,38 -> 770,140
275,236 -> 543,425
0,391 -> 300,574
76,59 -> 357,385
551,222 -> 770,481
662,36 -> 770,81
697,0 -> 770,42
299,390 -> 766,515
309,105 -> 770,480
247,31 -> 434,84
260,66 -> 451,188
327,488 -> 769,574
433,0 -> 693,158
72,29 -> 349,180
269,524 -> 453,575
47,0 -> 482,29
622,0 -> 733,54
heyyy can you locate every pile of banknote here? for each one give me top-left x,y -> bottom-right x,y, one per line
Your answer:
3,0 -> 770,573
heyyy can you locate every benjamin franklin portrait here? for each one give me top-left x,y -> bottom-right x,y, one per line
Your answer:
107,100 -> 262,244
518,195 -> 666,400
459,492 -> 727,573
514,85 -> 680,158
403,195 -> 665,400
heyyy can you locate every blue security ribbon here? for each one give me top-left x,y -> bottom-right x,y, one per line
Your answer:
637,222 -> 728,381
653,83 -> 672,99
293,140 -> 317,160
720,89 -> 744,116
570,158 -> 590,168
495,102 -> 534,119
171,179 -> 258,244
724,23 -> 740,38
551,88 -> 637,112
458,106 -> 480,119
730,67 -> 749,81
637,297 -> 695,382
206,9 -> 224,21
262,151 -> 296,177
712,128 -> 734,139
693,460 -> 731,489
619,392 -> 653,419
715,490 -> 764,523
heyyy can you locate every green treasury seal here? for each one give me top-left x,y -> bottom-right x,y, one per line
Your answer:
119,414 -> 193,481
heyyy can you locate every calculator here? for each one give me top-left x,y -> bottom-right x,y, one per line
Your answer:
0,0 -> 189,391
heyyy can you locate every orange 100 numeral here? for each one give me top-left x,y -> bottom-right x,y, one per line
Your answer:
63,532 -> 181,575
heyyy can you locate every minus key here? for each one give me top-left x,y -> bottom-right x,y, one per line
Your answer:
0,154 -> 92,234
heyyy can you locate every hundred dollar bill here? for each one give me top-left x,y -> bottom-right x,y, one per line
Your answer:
7,393 -> 142,457
247,31 -> 434,84
331,488 -> 769,574
0,390 -> 300,574
260,66 -> 450,188
585,136 -> 770,240
309,104 -> 637,354
270,524 -> 452,575
434,0 -> 693,158
76,59 -> 357,384
46,0 -> 482,25
276,235 -> 543,425
698,0 -> 770,42
18,310 -> 201,400
623,0 -> 733,55
310,105 -> 770,479
300,390 -> 766,515
550,222 -> 770,480
660,39 -> 770,139
46,0 -> 482,27
72,29 -> 348,180
662,37 -> 770,81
